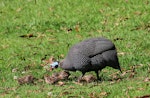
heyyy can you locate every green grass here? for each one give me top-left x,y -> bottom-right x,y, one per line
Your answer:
0,0 -> 150,97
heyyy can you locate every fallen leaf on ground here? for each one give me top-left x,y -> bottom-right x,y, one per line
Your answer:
57,81 -> 65,86
44,71 -> 70,85
134,11 -> 142,15
24,65 -> 30,71
37,79 -> 44,83
42,56 -> 55,65
129,66 -> 136,78
51,71 -> 70,80
144,77 -> 150,82
99,91 -> 109,96
44,74 -> 59,84
137,88 -> 145,91
78,75 -> 96,83
57,71 -> 70,80
127,86 -> 134,90
68,86 -> 75,89
109,81 -> 116,85
89,92 -> 96,98
129,72 -> 135,78
17,75 -> 35,85
75,24 -> 80,32
136,94 -> 150,98
121,71 -> 127,76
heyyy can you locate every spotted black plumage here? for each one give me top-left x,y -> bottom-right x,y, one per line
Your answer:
59,37 -> 121,80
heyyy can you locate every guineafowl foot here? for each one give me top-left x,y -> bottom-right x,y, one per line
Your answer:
77,75 -> 85,83
77,72 -> 85,82
97,77 -> 101,81
95,77 -> 102,84
95,71 -> 101,81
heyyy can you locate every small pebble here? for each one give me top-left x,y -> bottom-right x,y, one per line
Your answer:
12,68 -> 18,73
21,71 -> 26,74
58,81 -> 65,86
13,76 -> 18,80
47,92 -> 52,96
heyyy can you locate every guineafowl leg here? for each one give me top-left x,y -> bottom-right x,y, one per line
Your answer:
80,72 -> 85,78
95,70 -> 101,81
77,72 -> 85,82
77,72 -> 85,81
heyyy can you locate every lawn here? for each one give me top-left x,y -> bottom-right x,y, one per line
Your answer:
0,0 -> 150,98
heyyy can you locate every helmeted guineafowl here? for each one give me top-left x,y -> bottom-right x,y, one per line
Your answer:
59,37 -> 121,80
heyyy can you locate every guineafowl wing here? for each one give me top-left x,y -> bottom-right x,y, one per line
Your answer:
102,50 -> 120,70
68,46 -> 91,71
91,40 -> 115,57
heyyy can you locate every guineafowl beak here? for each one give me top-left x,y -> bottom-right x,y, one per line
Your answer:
114,65 -> 122,73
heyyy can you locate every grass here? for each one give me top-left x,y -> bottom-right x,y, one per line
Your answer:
0,0 -> 150,97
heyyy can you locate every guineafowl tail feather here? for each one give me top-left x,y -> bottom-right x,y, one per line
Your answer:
116,64 -> 122,73
118,67 -> 122,73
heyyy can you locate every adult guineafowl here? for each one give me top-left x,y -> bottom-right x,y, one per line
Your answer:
59,37 -> 122,80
